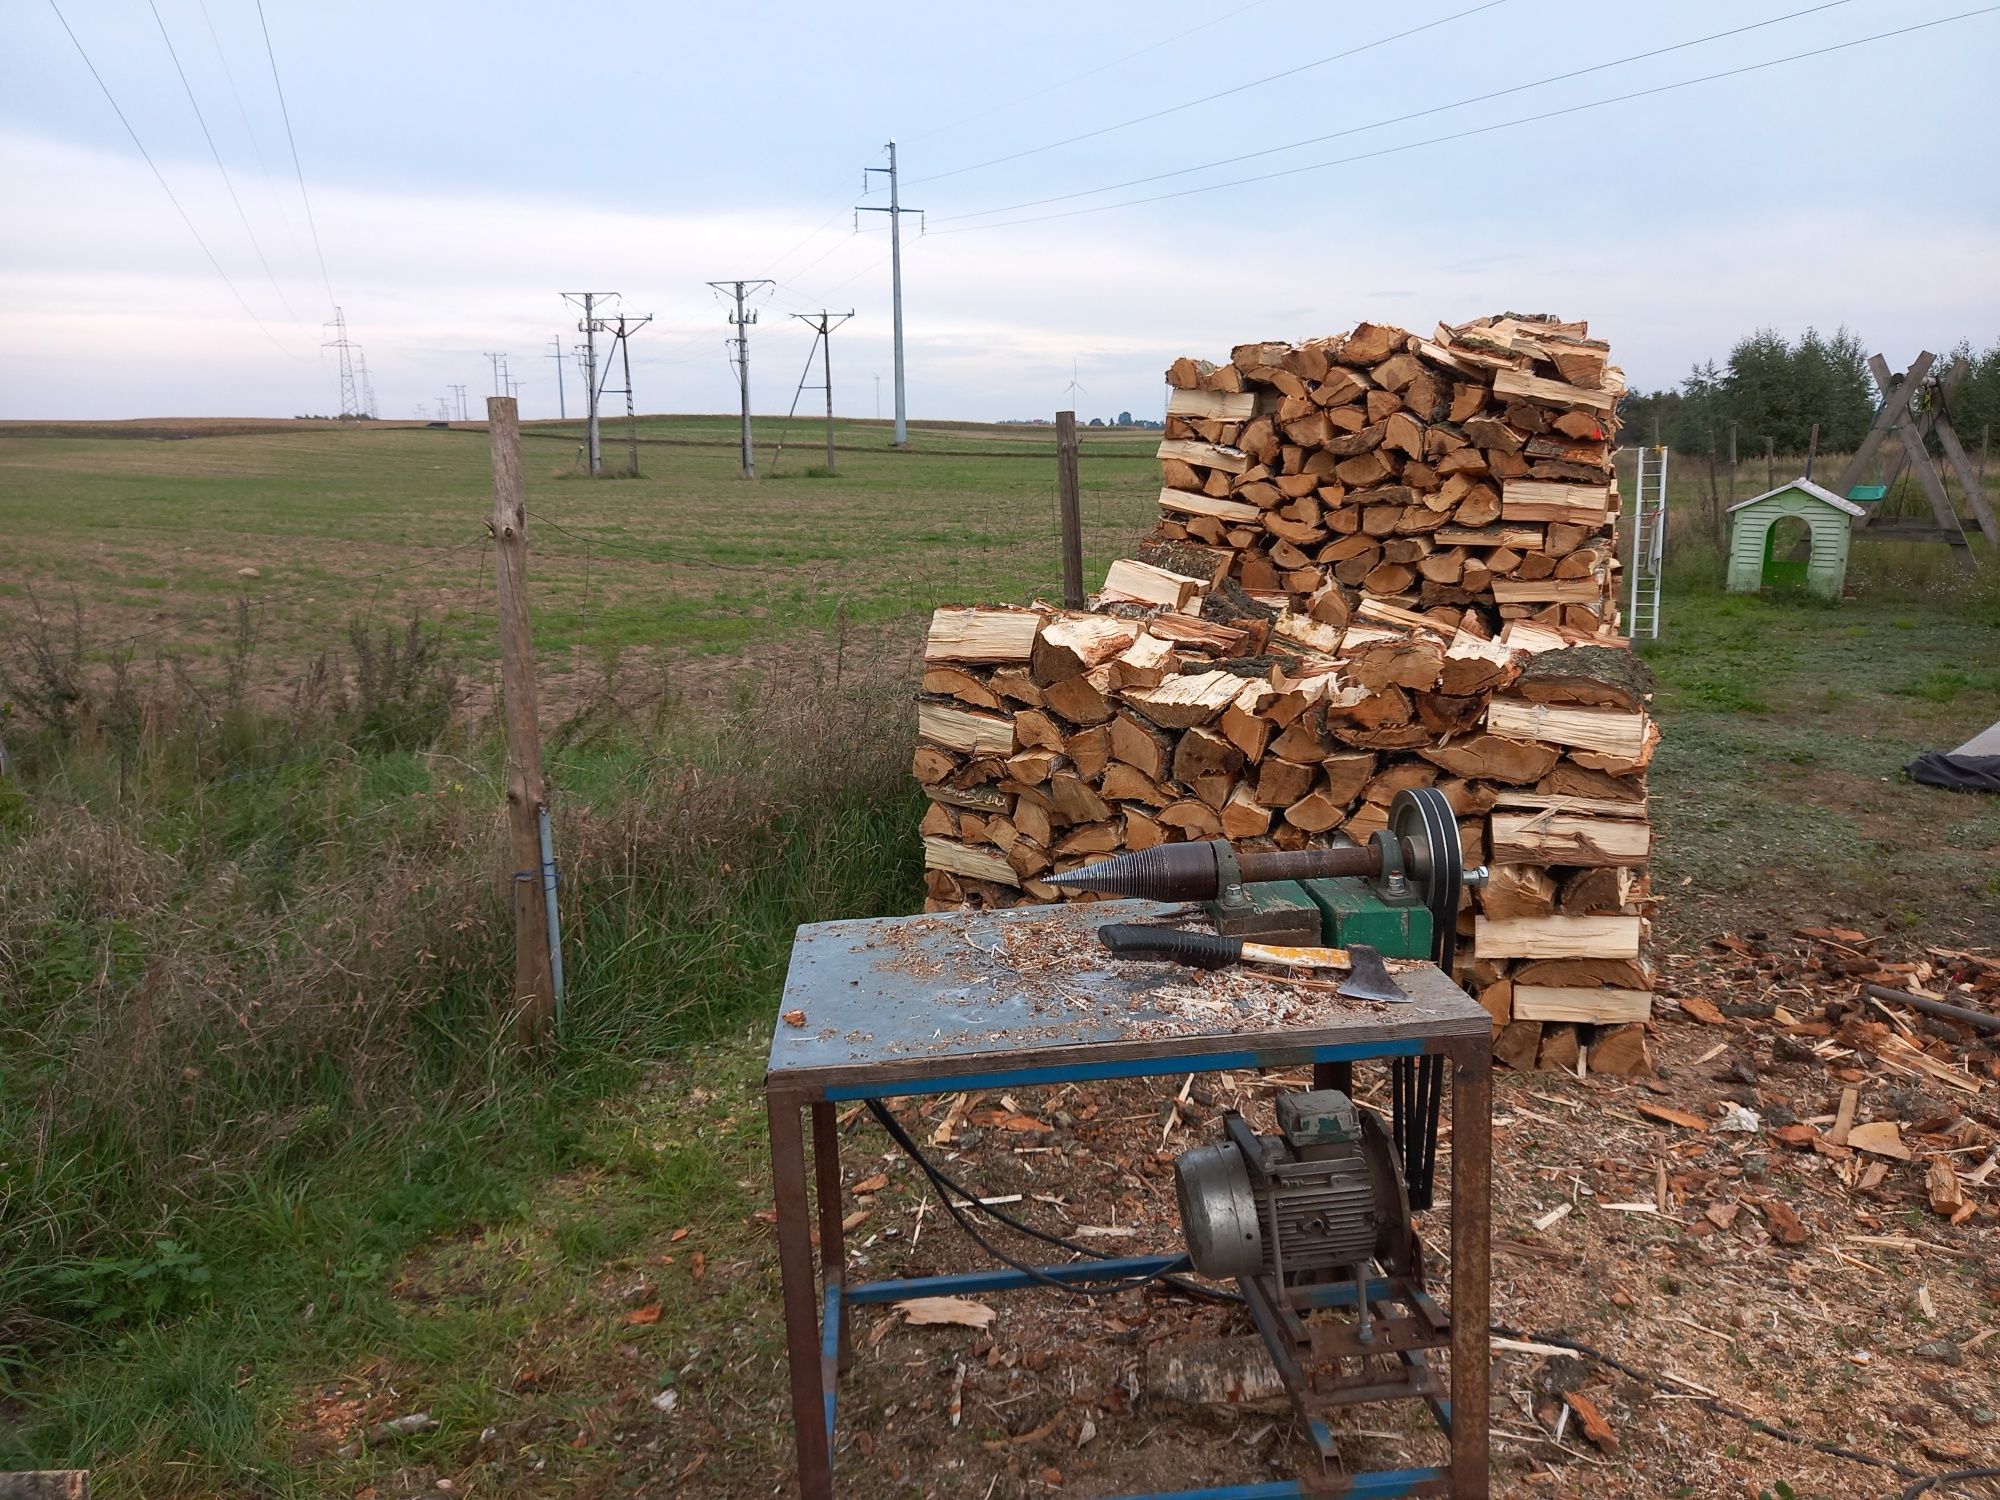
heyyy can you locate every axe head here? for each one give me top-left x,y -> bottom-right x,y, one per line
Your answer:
1337,944 -> 1408,1004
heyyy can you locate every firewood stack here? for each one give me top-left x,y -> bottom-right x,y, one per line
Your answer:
913,311 -> 1656,1072
1156,314 -> 1623,634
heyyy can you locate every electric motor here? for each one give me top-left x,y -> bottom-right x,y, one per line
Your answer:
1174,1090 -> 1411,1282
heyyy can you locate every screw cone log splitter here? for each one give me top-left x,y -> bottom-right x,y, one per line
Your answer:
1058,787 -> 1480,1212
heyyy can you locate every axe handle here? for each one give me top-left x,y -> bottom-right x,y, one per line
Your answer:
1097,924 -> 1245,971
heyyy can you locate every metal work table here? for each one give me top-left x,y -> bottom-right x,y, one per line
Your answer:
765,899 -> 1493,1500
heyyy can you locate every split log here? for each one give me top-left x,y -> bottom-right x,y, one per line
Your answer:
926,606 -> 1040,663
1475,914 -> 1642,959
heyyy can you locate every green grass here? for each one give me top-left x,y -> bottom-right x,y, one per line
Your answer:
3,421 -> 1999,1494
0,416 -> 1160,668
1639,575 -> 2000,944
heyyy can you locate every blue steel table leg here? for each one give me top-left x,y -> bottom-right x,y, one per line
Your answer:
810,1102 -> 853,1374
768,1091 -> 833,1500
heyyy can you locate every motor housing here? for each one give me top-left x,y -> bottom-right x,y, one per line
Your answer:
1174,1090 -> 1411,1282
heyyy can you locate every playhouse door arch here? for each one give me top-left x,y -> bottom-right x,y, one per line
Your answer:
1762,514 -> 1812,590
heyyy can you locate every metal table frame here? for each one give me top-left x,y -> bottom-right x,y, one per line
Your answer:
765,906 -> 1492,1500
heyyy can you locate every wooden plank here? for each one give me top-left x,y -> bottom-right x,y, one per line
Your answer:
1486,699 -> 1648,759
926,606 -> 1040,663
1489,810 -> 1651,867
1892,408 -> 1973,543
1933,394 -> 2000,545
1475,914 -> 1643,959
1500,479 -> 1613,525
1167,388 -> 1257,421
1512,988 -> 1656,1032
1491,366 -> 1617,413
923,836 -> 1020,887
917,701 -> 1014,756
1156,438 -> 1250,475
1490,576 -> 1605,605
1835,351 -> 1936,507
1159,486 -> 1263,524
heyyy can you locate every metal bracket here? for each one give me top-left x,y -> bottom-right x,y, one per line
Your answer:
1211,839 -> 1253,924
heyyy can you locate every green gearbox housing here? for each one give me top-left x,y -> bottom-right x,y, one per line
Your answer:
1204,874 -> 1433,960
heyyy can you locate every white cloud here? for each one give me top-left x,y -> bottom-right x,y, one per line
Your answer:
3,128 -> 1996,421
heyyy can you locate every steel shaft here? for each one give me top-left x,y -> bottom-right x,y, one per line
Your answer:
1048,838 -> 1381,901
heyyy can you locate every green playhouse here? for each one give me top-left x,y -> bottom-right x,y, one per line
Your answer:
1725,478 -> 1865,597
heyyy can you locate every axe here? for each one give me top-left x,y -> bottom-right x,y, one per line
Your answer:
1096,924 -> 1408,1003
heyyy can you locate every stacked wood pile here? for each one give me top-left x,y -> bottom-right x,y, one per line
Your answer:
913,311 -> 1656,1071
1155,313 -> 1624,635
917,587 -> 1658,1073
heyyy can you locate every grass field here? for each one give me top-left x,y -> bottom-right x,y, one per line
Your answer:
2,417 -> 1998,1497
0,415 -> 1161,687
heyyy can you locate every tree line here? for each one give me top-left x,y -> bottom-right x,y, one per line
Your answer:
1616,327 -> 2000,459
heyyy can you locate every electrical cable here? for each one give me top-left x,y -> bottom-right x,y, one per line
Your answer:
904,0 -> 1276,144
925,6 -> 2000,236
44,0 -> 299,357
906,0 -> 1511,187
931,0 -> 1858,226
253,0 -> 336,313
147,0 -> 300,323
1901,1472 -> 2000,1499
869,1102 -> 1996,1490
865,1099 -> 1240,1304
194,0 -> 308,260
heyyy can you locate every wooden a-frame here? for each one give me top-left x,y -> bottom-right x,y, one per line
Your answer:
1833,350 -> 1997,559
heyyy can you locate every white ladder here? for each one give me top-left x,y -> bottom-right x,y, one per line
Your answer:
1627,445 -> 1668,639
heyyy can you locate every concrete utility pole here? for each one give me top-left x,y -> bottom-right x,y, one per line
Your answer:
709,279 -> 772,478
789,311 -> 854,472
599,313 -> 653,476
858,141 -> 921,447
450,383 -> 468,422
547,336 -> 567,420
562,291 -> 618,476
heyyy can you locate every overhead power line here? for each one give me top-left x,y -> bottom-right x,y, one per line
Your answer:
906,0 -> 1511,187
903,0 -> 1277,143
146,0 -> 299,323
254,0 -> 336,312
927,5 -> 2000,237
934,0 -> 1860,226
44,0 -> 299,357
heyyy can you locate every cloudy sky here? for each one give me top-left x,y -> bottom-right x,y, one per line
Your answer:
2,0 -> 1996,422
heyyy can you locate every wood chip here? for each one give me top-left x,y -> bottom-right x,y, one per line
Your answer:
1636,1102 -> 1709,1132
1677,995 -> 1727,1025
1561,1390 -> 1618,1453
1847,1121 -> 1912,1161
895,1296 -> 998,1330
1927,1157 -> 1966,1217
1531,1203 -> 1573,1232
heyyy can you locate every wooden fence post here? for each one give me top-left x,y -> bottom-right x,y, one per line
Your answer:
1727,420 -> 1738,507
1765,436 -> 1775,491
486,396 -> 557,1043
1805,422 -> 1820,482
1055,410 -> 1085,609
